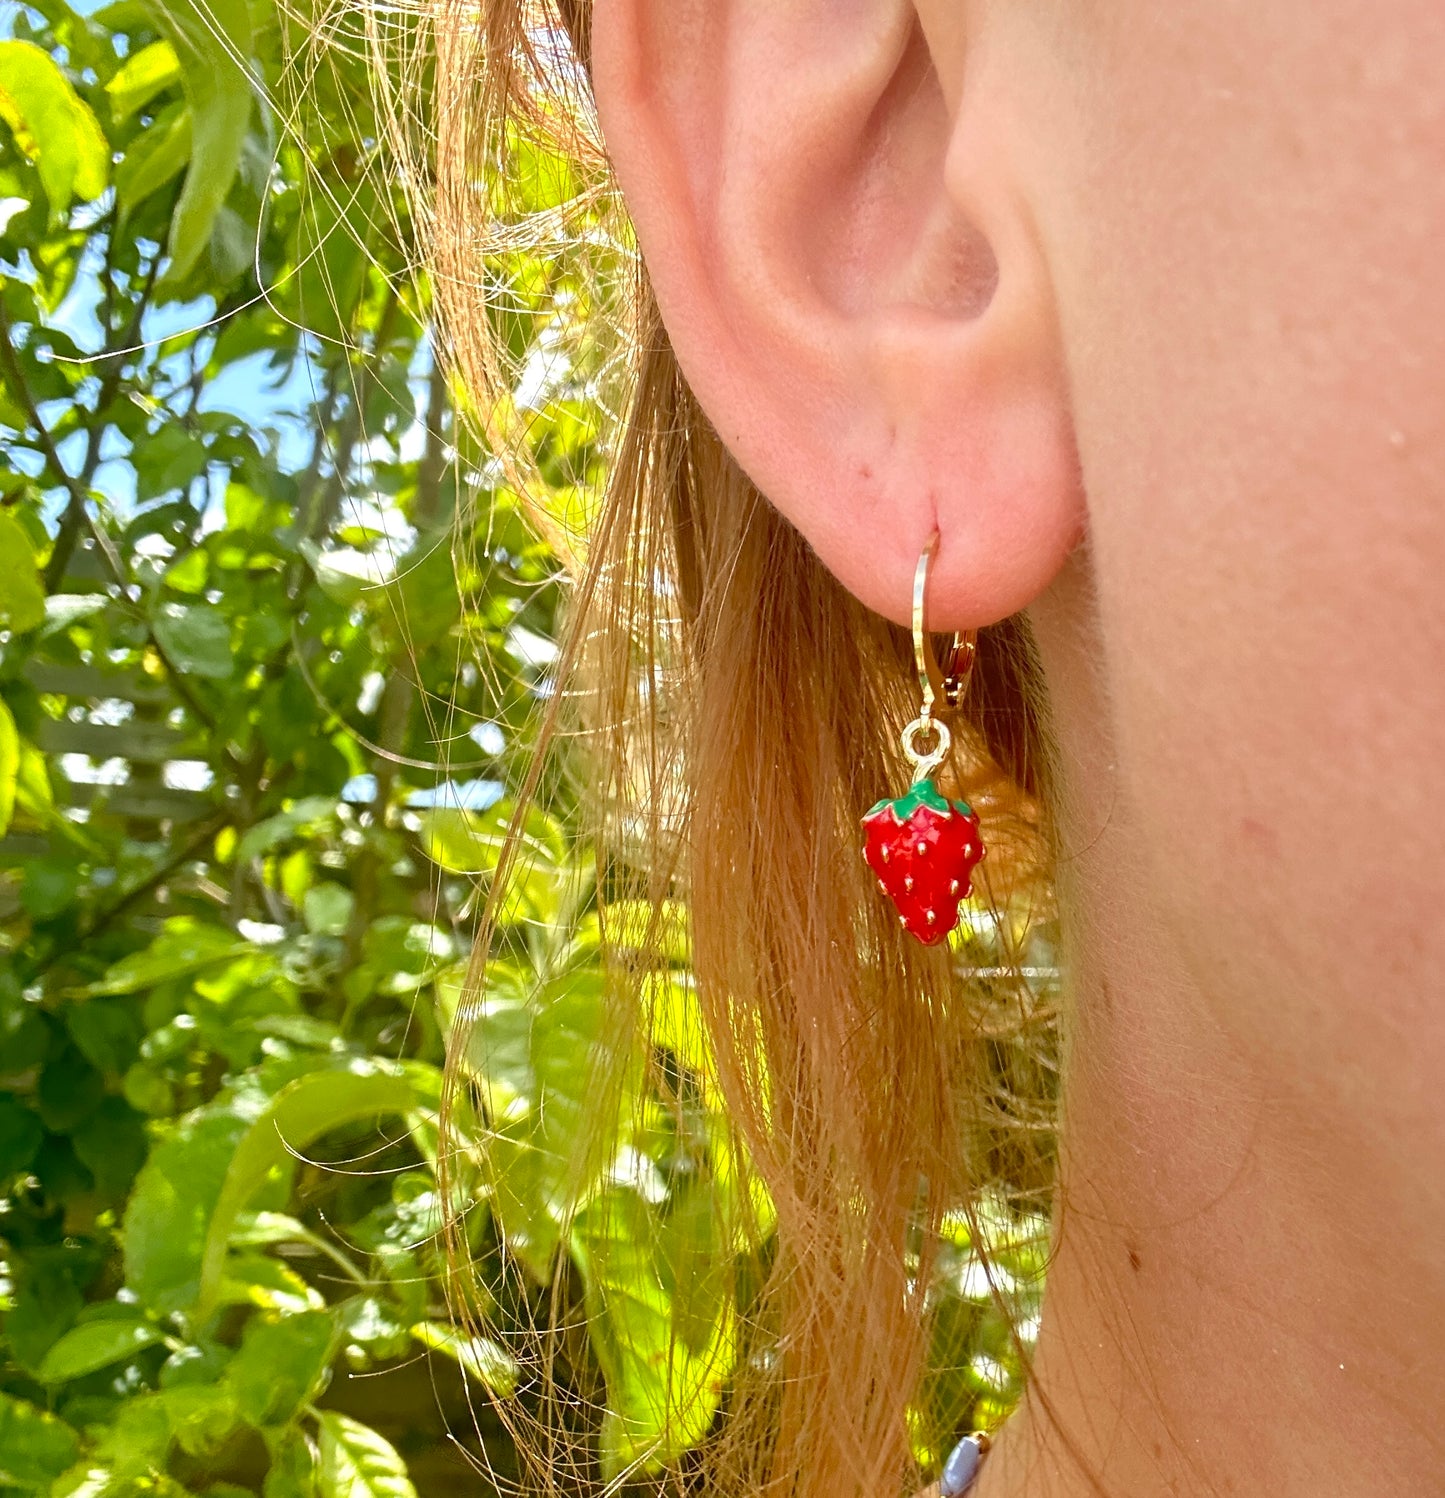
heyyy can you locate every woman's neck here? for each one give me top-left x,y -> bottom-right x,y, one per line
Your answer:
994,556 -> 1445,1497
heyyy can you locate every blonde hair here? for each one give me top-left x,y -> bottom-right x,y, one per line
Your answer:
377,1 -> 1060,1491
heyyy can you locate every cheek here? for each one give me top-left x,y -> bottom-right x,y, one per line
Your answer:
1022,3 -> 1445,1136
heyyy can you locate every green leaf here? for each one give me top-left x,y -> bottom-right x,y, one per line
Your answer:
228,1208 -> 310,1246
0,513 -> 46,634
136,423 -> 210,500
388,533 -> 460,647
19,855 -> 81,919
410,1321 -> 519,1395
290,173 -> 375,346
106,38 -> 181,121
609,899 -> 692,964
265,1427 -> 319,1498
14,740 -> 54,824
234,796 -> 338,862
36,1045 -> 106,1131
465,967 -> 637,1281
124,1105 -> 253,1315
31,1134 -> 96,1202
572,1186 -> 735,1480
161,1380 -> 241,1460
418,799 -> 565,923
87,918 -> 250,995
0,1390 -> 81,1490
39,592 -> 109,637
225,1309 -> 335,1426
299,542 -> 394,604
151,600 -> 232,679
0,1094 -> 44,1176
208,201 -> 252,281
335,1296 -> 410,1363
0,999 -> 50,1075
115,105 -> 192,220
71,1096 -> 150,1197
217,1251 -> 326,1315
196,1065 -> 418,1317
0,698 -> 18,837
67,996 -> 143,1074
0,40 -> 108,218
3,1243 -> 92,1373
303,882 -> 354,936
143,0 -> 255,282
159,1340 -> 231,1390
315,1411 -> 417,1498
37,1316 -> 164,1383
78,1392 -> 173,1480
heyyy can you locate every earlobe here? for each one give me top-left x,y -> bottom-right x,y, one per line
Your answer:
590,0 -> 1084,628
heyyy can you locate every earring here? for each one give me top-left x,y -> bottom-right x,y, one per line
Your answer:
861,531 -> 985,946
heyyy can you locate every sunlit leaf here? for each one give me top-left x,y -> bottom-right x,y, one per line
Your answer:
465,966 -> 641,1282
39,592 -> 108,637
0,1391 -> 81,1489
196,1064 -> 419,1316
0,41 -> 108,217
87,919 -> 251,996
106,38 -> 182,121
0,512 -> 46,634
315,1411 -> 417,1498
0,699 -> 18,838
125,1105 -> 256,1315
410,1320 -> 519,1395
151,600 -> 233,679
572,1185 -> 735,1480
225,1309 -> 335,1426
143,0 -> 255,281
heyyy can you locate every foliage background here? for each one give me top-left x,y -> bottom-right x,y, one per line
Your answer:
0,3 -> 1050,1494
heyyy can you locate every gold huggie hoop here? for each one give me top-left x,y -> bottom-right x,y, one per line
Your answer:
913,530 -> 977,720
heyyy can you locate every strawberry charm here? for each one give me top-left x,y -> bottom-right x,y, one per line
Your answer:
865,529 -> 985,944
863,776 -> 983,945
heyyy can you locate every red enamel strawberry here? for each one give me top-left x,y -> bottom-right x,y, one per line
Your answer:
862,778 -> 984,945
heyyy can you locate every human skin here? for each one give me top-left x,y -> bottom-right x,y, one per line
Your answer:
589,4 -> 1445,1495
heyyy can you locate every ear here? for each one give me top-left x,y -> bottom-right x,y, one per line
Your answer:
589,0 -> 1083,628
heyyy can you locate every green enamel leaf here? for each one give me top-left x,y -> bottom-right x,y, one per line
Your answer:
867,779 -> 973,824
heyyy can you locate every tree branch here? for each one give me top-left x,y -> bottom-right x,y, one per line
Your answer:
0,299 -> 121,592
76,811 -> 229,942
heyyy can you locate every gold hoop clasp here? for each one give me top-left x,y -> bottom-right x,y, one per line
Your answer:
913,530 -> 977,720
